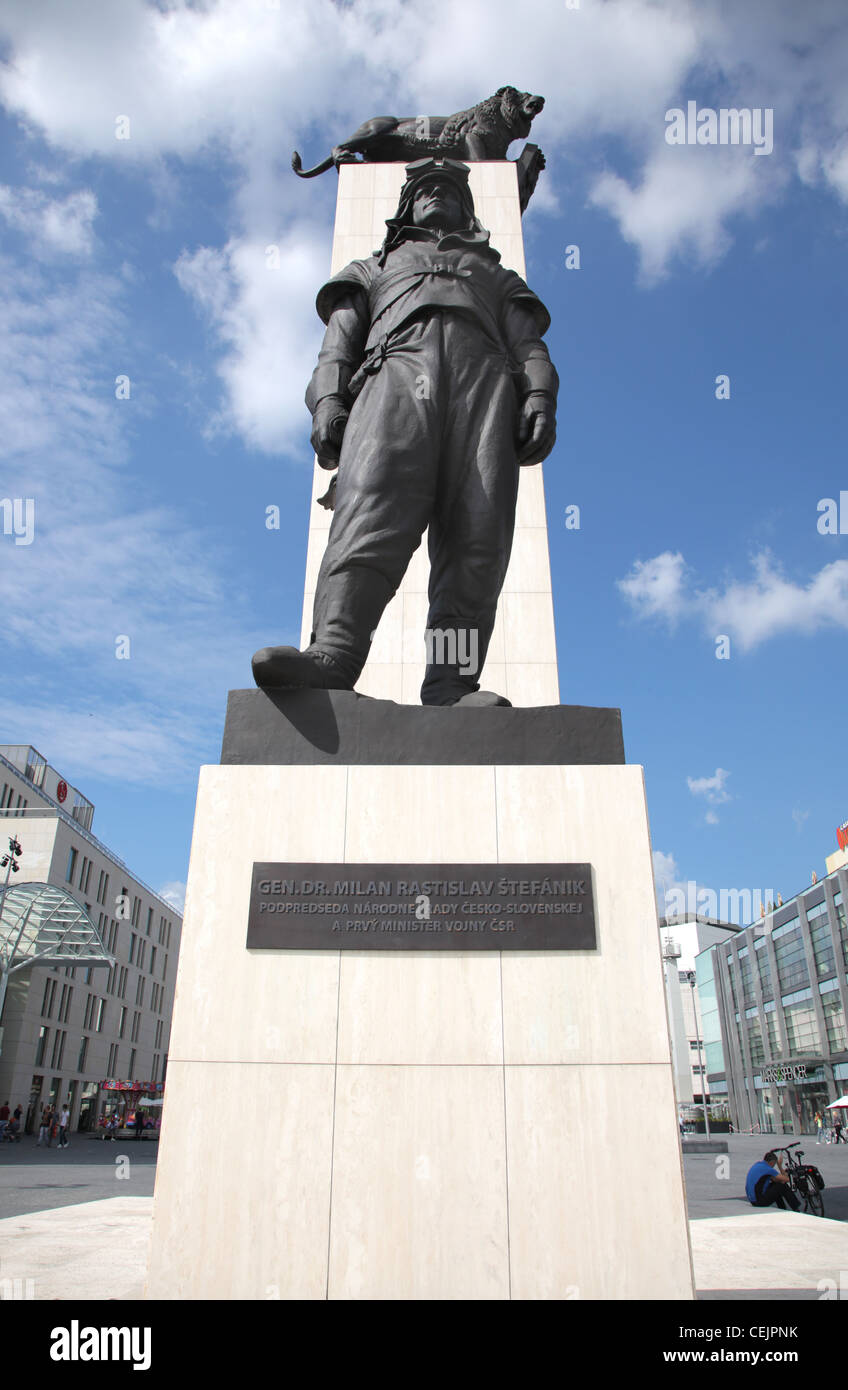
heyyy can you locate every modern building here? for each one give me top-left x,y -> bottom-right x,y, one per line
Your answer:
696,856 -> 848,1134
825,815 -> 848,875
0,744 -> 182,1134
659,914 -> 740,1116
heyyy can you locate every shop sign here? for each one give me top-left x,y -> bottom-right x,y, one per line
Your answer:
100,1079 -> 164,1092
761,1063 -> 807,1084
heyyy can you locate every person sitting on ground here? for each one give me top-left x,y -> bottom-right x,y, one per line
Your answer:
745,1150 -> 801,1211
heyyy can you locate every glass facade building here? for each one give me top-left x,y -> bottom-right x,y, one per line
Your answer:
695,863 -> 848,1134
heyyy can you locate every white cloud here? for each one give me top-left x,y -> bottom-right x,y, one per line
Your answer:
0,249 -> 278,787
589,146 -> 784,283
617,551 -> 689,624
705,554 -> 848,651
158,880 -> 186,914
652,848 -> 710,919
0,185 -> 98,257
0,0 -> 846,297
0,698 -> 207,788
618,550 -> 848,652
653,849 -> 682,915
687,768 -> 731,804
174,230 -> 327,455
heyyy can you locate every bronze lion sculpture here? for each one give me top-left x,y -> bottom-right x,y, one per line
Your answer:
292,87 -> 544,177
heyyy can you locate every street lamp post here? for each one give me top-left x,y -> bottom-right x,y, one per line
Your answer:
685,969 -> 711,1141
0,835 -> 23,1046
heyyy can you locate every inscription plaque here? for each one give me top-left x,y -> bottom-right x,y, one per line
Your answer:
246,863 -> 596,951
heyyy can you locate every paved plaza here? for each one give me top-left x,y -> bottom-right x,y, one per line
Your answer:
0,1134 -> 157,1220
1,1131 -> 847,1299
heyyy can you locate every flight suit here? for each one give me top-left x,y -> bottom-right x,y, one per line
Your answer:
305,220 -> 558,704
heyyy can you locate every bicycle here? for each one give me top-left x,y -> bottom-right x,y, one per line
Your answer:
771,1143 -> 825,1217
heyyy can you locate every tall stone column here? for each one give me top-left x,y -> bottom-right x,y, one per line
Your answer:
145,161 -> 694,1302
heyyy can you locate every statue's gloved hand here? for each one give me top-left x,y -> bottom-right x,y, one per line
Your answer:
311,395 -> 350,469
516,391 -> 556,464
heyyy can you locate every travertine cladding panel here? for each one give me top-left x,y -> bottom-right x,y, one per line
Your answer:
146,763 -> 694,1300
301,162 -> 559,707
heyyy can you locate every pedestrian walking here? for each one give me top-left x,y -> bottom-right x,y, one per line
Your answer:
834,1116 -> 845,1145
36,1105 -> 53,1147
56,1105 -> 70,1149
815,1110 -> 824,1144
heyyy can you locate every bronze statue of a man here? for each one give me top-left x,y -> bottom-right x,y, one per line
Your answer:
252,157 -> 558,706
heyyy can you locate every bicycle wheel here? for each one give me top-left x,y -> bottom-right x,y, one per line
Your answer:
805,1185 -> 824,1217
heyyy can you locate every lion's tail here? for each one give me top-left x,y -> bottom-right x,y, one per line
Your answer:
291,150 -> 335,179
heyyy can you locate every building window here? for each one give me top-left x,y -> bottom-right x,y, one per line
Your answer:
107,1043 -> 118,1075
35,1027 -> 49,1067
50,1030 -> 66,1069
146,907 -> 153,937
149,946 -> 156,976
774,931 -> 810,995
94,999 -> 106,1033
131,1011 -> 140,1044
77,1036 -> 88,1072
65,848 -> 78,884
783,999 -> 821,1055
821,990 -> 847,1052
58,983 -> 72,1023
119,1006 -> 127,1039
129,933 -> 136,965
155,1018 -> 163,1050
41,976 -> 56,1018
128,1049 -> 136,1078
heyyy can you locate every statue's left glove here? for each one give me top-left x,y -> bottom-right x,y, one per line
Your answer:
517,391 -> 556,464
311,394 -> 350,469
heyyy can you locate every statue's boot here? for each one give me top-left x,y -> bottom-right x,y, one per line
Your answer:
419,613 -> 511,707
251,645 -> 352,690
253,567 -> 397,692
449,690 -> 511,708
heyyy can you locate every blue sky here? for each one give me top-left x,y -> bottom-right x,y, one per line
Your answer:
0,0 -> 846,919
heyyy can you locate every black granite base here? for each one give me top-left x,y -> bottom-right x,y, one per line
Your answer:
221,689 -> 625,766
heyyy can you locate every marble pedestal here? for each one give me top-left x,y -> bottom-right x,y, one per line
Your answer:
145,741 -> 694,1300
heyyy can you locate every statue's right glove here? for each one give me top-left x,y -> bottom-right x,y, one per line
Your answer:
516,391 -> 557,465
310,394 -> 349,469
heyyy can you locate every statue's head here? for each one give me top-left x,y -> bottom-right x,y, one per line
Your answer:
381,158 -> 479,259
411,178 -> 465,233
